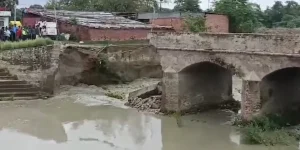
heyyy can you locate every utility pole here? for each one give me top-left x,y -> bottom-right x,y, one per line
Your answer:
14,0 -> 16,22
151,4 -> 156,32
54,0 -> 57,23
53,0 -> 58,40
160,0 -> 163,12
208,0 -> 210,10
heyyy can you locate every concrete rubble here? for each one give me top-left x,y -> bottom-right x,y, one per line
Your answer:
125,95 -> 162,114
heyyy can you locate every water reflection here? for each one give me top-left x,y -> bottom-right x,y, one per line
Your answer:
63,118 -> 162,150
0,99 -> 297,150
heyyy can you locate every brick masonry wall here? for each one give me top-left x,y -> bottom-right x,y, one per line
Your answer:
88,28 -> 171,41
150,32 -> 300,54
36,16 -> 174,41
151,14 -> 229,33
151,18 -> 185,32
205,14 -> 229,33
23,13 -> 41,27
38,17 -> 91,41
23,17 -> 41,27
57,22 -> 91,41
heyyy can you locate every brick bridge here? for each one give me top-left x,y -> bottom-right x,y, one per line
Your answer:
150,33 -> 300,120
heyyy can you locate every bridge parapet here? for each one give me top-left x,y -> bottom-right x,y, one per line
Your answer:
149,32 -> 300,54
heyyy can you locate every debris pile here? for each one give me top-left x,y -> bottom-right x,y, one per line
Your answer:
125,95 -> 162,114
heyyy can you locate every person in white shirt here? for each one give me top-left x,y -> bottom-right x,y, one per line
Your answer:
4,27 -> 11,41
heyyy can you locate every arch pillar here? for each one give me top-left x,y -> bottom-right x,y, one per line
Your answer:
161,67 -> 180,112
241,71 -> 261,121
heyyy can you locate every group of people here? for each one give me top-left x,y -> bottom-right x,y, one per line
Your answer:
0,25 -> 39,42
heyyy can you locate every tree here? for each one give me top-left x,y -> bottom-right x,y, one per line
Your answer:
261,1 -> 300,28
214,0 -> 261,33
173,0 -> 201,12
29,4 -> 44,9
284,1 -> 299,16
184,14 -> 206,32
93,0 -> 140,12
45,0 -> 167,12
0,0 -> 19,10
268,1 -> 285,25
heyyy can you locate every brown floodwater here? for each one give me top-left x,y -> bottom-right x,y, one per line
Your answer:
0,86 -> 297,150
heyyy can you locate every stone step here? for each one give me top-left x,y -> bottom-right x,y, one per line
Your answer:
0,96 -> 39,101
0,69 -> 8,73
0,84 -> 33,88
0,92 -> 39,97
0,72 -> 11,76
0,76 -> 17,80
0,80 -> 27,85
0,88 -> 39,93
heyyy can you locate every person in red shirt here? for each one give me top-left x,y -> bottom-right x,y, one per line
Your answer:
16,26 -> 22,41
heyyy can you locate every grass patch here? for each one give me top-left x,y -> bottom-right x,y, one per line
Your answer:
0,42 -> 13,50
105,92 -> 123,99
0,38 -> 54,51
239,115 -> 299,146
172,111 -> 183,128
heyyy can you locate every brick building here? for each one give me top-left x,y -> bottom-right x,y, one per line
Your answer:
23,9 -> 173,41
138,12 -> 229,33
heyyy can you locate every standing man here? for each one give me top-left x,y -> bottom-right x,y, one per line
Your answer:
5,27 -> 11,41
9,26 -> 13,41
22,26 -> 28,41
12,24 -> 18,41
16,26 -> 22,41
0,27 -> 4,41
31,26 -> 36,40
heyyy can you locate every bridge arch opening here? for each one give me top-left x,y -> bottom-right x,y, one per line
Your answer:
178,62 -> 233,111
260,67 -> 300,124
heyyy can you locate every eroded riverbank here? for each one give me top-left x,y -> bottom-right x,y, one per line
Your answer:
0,85 -> 297,150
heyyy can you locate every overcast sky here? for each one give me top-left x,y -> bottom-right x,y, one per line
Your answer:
19,0 -> 299,10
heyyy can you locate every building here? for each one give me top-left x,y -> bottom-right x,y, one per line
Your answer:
23,9 -> 173,41
137,12 -> 229,33
0,8 -> 11,28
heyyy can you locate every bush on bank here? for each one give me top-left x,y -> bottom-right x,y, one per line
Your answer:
0,38 -> 54,51
239,115 -> 299,146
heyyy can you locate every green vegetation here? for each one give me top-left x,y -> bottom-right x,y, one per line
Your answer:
173,111 -> 183,128
214,0 -> 263,33
214,0 -> 300,32
0,39 -> 54,51
239,115 -> 299,146
45,0 -> 169,12
57,34 -> 67,41
69,17 -> 78,25
105,92 -> 123,99
184,15 -> 207,33
0,0 -> 19,10
174,0 -> 201,12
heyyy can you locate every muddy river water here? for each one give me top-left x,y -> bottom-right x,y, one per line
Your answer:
0,86 -> 298,150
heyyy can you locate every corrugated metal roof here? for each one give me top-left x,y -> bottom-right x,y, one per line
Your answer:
138,12 -> 204,19
26,9 -> 173,30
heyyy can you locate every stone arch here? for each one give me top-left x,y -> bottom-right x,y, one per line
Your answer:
260,67 -> 300,124
178,61 -> 233,111
260,63 -> 300,80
